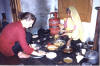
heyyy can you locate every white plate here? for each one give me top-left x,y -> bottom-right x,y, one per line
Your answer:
46,52 -> 57,59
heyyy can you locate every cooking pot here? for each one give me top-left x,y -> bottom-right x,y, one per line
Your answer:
85,50 -> 99,64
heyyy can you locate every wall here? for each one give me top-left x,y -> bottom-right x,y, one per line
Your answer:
58,0 -> 92,22
20,0 -> 58,34
20,0 -> 100,42
0,0 -> 5,20
82,0 -> 100,42
0,0 -> 12,23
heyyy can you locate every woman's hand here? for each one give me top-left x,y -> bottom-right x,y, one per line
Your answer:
66,30 -> 73,33
61,30 -> 73,36
61,32 -> 68,36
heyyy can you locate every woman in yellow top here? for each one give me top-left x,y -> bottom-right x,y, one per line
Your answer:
60,6 -> 84,42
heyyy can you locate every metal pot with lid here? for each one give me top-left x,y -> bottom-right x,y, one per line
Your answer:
85,50 -> 99,64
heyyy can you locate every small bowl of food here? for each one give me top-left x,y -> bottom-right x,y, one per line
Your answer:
47,45 -> 58,51
63,57 -> 73,63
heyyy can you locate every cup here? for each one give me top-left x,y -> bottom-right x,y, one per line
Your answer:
81,49 -> 86,55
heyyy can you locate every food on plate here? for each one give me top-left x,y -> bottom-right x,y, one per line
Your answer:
46,52 -> 57,59
54,40 -> 65,47
47,45 -> 58,50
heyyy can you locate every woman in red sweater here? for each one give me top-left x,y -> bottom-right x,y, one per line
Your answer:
0,12 -> 45,58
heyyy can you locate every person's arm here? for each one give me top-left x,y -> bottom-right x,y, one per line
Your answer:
62,24 -> 77,35
18,29 -> 46,56
18,29 -> 34,55
61,29 -> 73,36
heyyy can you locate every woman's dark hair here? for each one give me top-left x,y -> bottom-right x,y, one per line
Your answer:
18,12 -> 36,27
66,8 -> 71,13
19,12 -> 36,22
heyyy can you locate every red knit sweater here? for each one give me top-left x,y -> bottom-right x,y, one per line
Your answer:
0,22 -> 34,56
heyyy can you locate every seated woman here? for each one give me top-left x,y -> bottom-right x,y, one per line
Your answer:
59,6 -> 84,43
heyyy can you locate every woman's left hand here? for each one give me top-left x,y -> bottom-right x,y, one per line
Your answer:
69,30 -> 73,33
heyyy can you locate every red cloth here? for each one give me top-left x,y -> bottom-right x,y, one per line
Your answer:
0,22 -> 34,56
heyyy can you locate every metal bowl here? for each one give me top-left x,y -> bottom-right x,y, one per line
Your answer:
54,39 -> 66,47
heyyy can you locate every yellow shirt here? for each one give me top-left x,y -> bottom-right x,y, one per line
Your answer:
61,6 -> 85,42
64,18 -> 80,40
